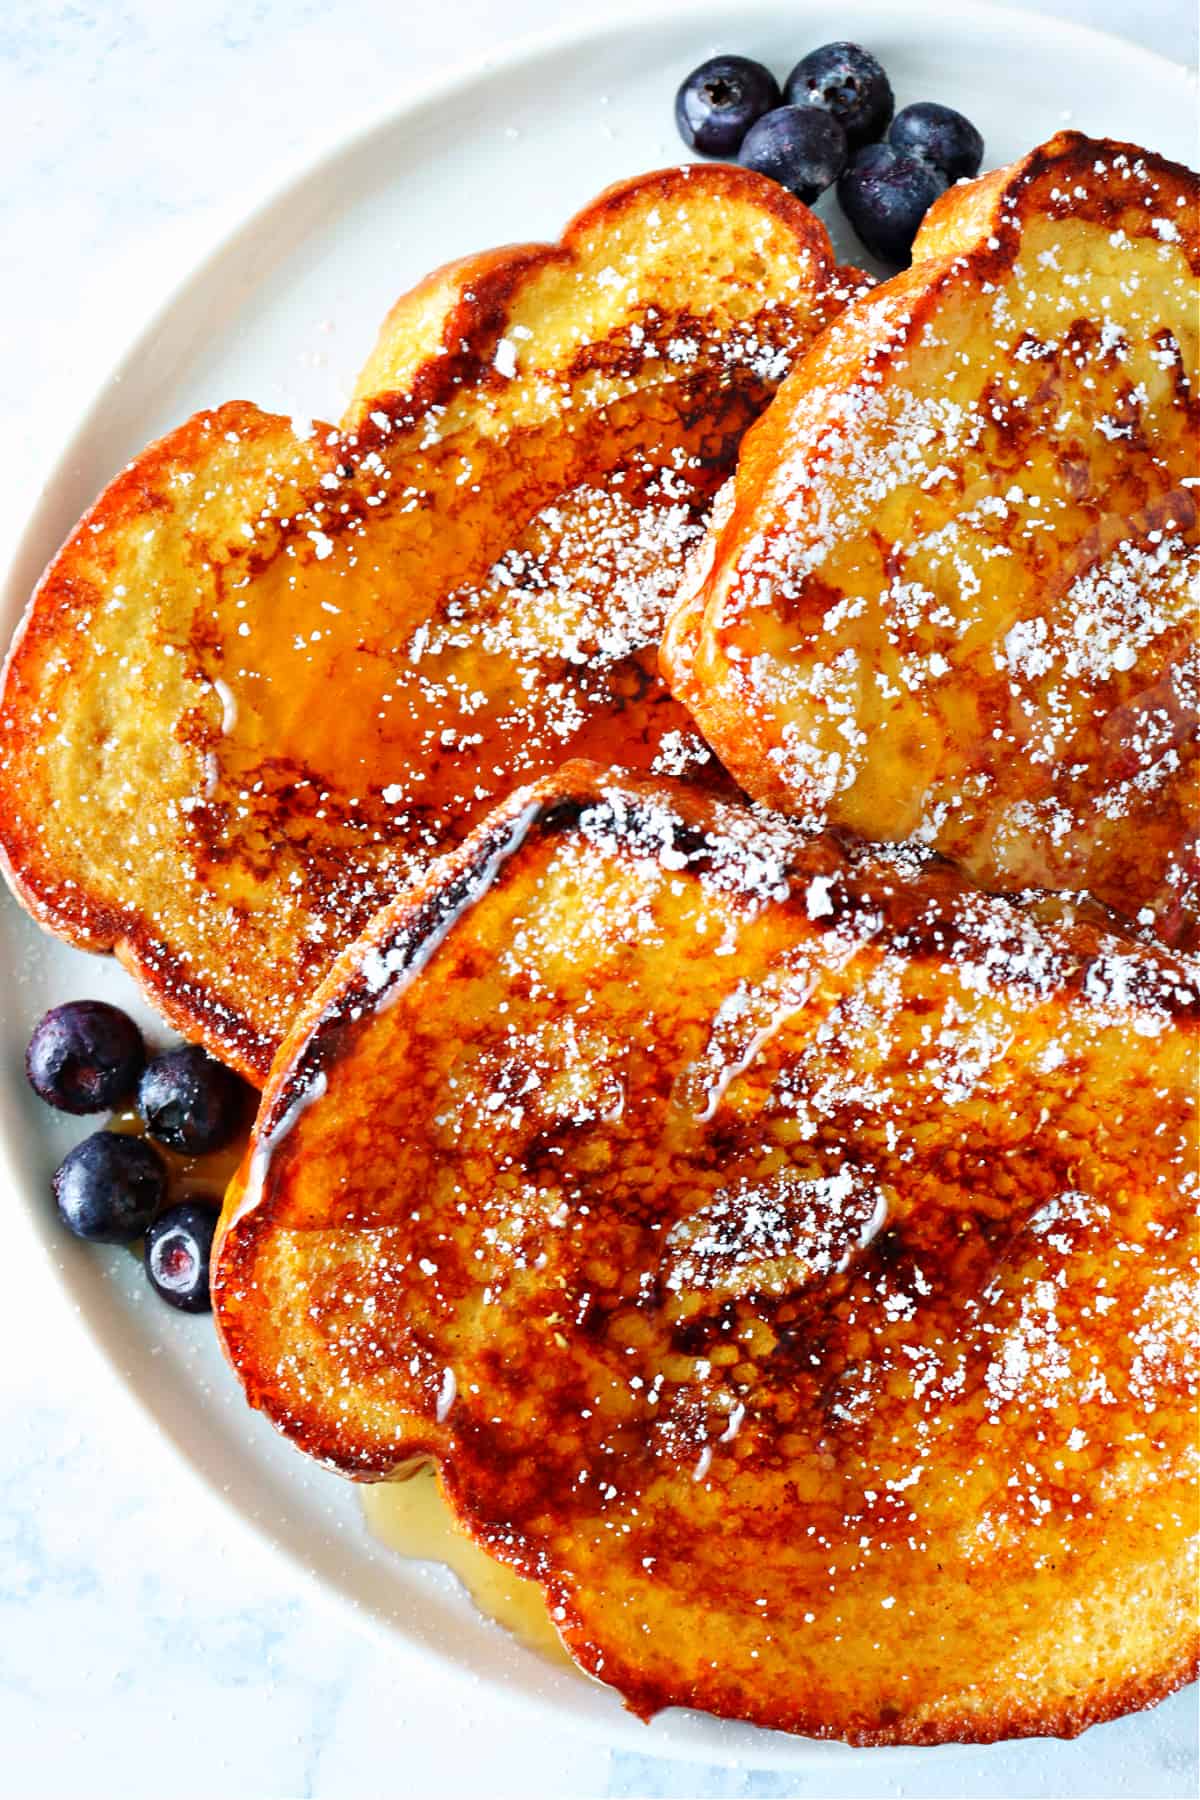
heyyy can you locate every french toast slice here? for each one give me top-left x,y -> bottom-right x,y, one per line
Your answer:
213,763 -> 1198,1745
662,134 -> 1200,947
0,166 -> 859,1081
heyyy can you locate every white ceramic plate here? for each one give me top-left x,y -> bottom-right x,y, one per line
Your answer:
1,0 -> 1195,1768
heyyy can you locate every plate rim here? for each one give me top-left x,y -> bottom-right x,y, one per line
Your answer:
1,0 -> 1196,1768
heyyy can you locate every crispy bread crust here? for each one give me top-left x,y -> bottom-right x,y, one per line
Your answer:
662,134 -> 1200,947
0,401 -> 318,1074
347,164 -> 849,444
0,168 -> 856,1080
214,762 -> 1198,1743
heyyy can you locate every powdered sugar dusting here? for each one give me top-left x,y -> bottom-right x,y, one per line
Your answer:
676,146 -> 1198,947
229,767 -> 1198,1720
6,170 -> 849,1078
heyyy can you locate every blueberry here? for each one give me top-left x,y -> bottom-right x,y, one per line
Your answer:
26,1000 -> 145,1115
53,1130 -> 167,1243
784,42 -> 894,150
137,1045 -> 251,1155
145,1203 -> 216,1312
737,105 -> 847,205
674,55 -> 781,156
889,102 -> 984,182
838,140 -> 948,266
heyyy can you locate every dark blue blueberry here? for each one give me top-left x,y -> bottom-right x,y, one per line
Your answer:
137,1045 -> 251,1155
838,140 -> 948,266
784,42 -> 894,150
53,1130 -> 167,1243
26,1000 -> 145,1115
890,102 -> 984,182
737,105 -> 847,205
675,55 -> 781,156
144,1203 -> 216,1312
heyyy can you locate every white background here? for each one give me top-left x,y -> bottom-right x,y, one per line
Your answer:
1,3 -> 1197,1796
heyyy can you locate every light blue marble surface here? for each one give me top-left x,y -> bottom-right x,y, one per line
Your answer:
0,3 -> 1196,1794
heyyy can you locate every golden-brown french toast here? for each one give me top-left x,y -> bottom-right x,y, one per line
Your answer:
662,134 -> 1199,948
213,763 -> 1198,1745
0,166 -> 861,1081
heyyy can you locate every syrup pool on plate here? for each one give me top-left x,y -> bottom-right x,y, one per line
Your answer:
107,1108 -> 248,1201
360,1464 -> 575,1670
112,1100 -> 573,1669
